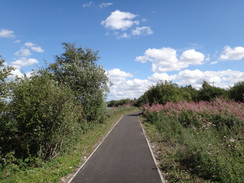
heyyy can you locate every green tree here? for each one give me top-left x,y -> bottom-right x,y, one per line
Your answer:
48,43 -> 110,123
9,71 -> 81,159
0,56 -> 14,156
107,98 -> 131,107
0,56 -> 14,109
138,80 -> 191,105
229,81 -> 244,102
198,81 -> 228,101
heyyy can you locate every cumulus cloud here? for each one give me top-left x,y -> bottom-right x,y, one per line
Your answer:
24,42 -> 44,53
24,42 -> 35,47
11,57 -> 39,69
107,68 -> 133,82
101,10 -> 154,39
106,68 -> 152,100
108,78 -> 151,100
0,29 -> 15,38
107,67 -> 244,100
148,72 -> 177,83
101,10 -> 138,30
14,48 -> 32,57
31,46 -> 44,53
131,26 -> 153,36
219,46 -> 244,61
177,69 -> 244,89
135,47 -> 205,72
180,49 -> 205,65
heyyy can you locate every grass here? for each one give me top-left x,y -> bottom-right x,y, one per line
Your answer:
141,98 -> 244,183
1,106 -> 138,183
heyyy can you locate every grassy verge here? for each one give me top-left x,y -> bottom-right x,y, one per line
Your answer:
141,99 -> 243,183
1,106 -> 137,183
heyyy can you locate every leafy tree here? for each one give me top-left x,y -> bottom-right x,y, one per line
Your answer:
181,85 -> 199,102
0,56 -> 14,109
229,81 -> 244,102
8,71 -> 81,159
198,81 -> 228,101
107,98 -> 131,107
0,56 -> 14,156
48,43 -> 110,123
137,81 -> 191,106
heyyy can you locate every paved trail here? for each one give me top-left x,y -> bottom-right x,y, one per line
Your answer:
69,112 -> 163,183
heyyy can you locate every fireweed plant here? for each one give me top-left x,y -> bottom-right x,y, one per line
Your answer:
142,98 -> 243,182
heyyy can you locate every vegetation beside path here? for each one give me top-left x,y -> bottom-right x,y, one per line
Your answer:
141,99 -> 243,183
1,106 -> 137,183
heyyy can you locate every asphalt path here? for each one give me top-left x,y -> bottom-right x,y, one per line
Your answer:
69,111 -> 163,183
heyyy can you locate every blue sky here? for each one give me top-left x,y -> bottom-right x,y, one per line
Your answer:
1,0 -> 244,100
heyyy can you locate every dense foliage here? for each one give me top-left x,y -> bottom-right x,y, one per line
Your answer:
107,98 -> 133,107
142,98 -> 244,182
0,57 -> 14,109
139,80 -> 244,182
48,43 -> 110,123
229,81 -> 244,102
0,44 -> 110,178
136,80 -> 243,106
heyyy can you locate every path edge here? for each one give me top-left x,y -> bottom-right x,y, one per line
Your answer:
138,115 -> 166,183
67,115 -> 124,183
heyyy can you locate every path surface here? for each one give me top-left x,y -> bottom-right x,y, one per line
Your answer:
69,112 -> 162,183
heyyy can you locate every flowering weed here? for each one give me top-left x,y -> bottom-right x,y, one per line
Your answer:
142,98 -> 244,182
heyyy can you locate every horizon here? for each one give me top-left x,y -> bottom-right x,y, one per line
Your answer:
1,0 -> 244,101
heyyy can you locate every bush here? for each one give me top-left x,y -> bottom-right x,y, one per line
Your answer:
229,81 -> 244,102
7,71 -> 82,159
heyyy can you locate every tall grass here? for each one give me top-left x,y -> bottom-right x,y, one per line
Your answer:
142,98 -> 244,182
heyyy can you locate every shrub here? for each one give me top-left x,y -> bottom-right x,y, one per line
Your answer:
8,71 -> 82,159
229,81 -> 244,102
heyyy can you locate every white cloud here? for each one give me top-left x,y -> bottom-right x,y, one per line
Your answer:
210,61 -> 218,65
31,46 -> 44,53
142,18 -> 147,22
136,47 -> 205,72
83,1 -> 113,8
107,68 -> 244,100
175,69 -> 244,89
9,69 -> 32,79
107,68 -> 152,100
83,1 -> 93,7
180,49 -> 205,65
11,57 -> 38,68
148,72 -> 177,83
0,29 -> 15,38
24,42 -> 35,47
107,68 -> 133,82
101,10 -> 138,30
219,46 -> 244,61
131,26 -> 153,36
108,78 -> 151,100
14,48 -> 32,57
14,40 -> 21,43
99,2 -> 113,8
23,42 -> 44,52
120,33 -> 130,39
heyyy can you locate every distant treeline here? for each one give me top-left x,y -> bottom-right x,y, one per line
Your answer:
135,80 -> 244,106
107,80 -> 244,108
